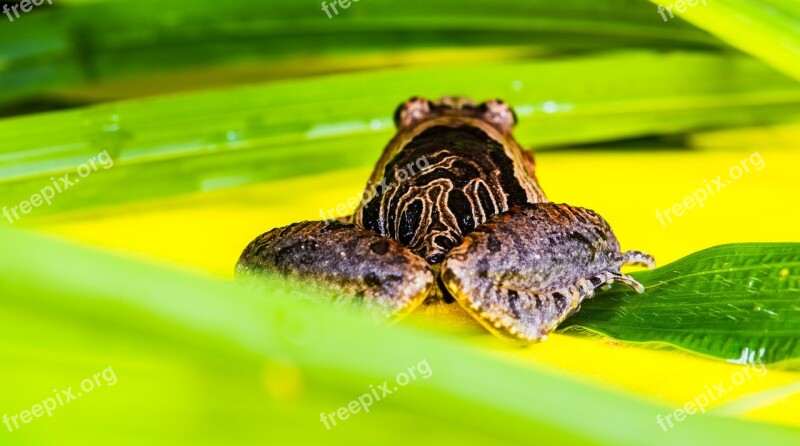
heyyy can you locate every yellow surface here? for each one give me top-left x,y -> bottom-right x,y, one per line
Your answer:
30,124 -> 800,428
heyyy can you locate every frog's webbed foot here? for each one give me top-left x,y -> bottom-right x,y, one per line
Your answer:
441,203 -> 653,343
236,220 -> 433,319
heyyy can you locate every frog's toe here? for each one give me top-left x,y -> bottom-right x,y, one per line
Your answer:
236,220 -> 433,319
622,250 -> 656,269
590,270 -> 645,294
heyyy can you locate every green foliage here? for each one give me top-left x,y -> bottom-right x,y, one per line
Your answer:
562,243 -> 800,366
2,51 -> 800,219
1,228 -> 799,445
0,0 -> 720,105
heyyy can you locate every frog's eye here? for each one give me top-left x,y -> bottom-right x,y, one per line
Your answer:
394,97 -> 433,129
479,99 -> 517,131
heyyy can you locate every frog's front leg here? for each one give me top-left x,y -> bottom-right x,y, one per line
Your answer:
441,203 -> 654,342
236,220 -> 434,319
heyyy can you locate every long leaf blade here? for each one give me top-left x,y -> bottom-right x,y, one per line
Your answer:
1,228 -> 799,444
561,243 -> 800,365
644,0 -> 800,81
2,52 -> 800,219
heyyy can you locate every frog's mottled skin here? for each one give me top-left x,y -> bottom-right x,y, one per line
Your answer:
237,220 -> 433,319
237,97 -> 654,342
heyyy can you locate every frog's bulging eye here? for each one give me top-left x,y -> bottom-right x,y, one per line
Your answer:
479,99 -> 517,131
394,97 -> 434,129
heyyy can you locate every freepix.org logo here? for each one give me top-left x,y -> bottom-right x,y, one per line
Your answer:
319,359 -> 432,430
3,0 -> 54,23
3,149 -> 114,224
3,367 -> 118,433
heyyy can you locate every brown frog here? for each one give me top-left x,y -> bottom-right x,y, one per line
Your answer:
237,97 -> 654,342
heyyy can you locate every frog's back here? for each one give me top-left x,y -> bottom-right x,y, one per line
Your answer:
354,98 -> 547,263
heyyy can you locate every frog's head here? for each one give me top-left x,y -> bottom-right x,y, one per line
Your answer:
393,96 -> 517,133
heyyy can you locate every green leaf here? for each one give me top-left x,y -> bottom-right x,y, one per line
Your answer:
644,0 -> 800,82
1,228 -> 799,445
0,0 -> 722,106
3,51 -> 800,219
561,243 -> 800,366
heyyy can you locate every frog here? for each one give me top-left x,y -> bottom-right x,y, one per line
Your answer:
236,96 -> 655,342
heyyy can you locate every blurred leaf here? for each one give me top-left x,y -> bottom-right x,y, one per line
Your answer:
0,0 -> 722,107
2,51 -> 800,219
645,0 -> 800,82
1,227 -> 799,445
562,243 -> 800,365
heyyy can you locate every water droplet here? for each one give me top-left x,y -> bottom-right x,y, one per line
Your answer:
103,114 -> 121,132
226,130 -> 241,142
542,101 -> 558,113
306,121 -> 370,138
514,105 -> 535,116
